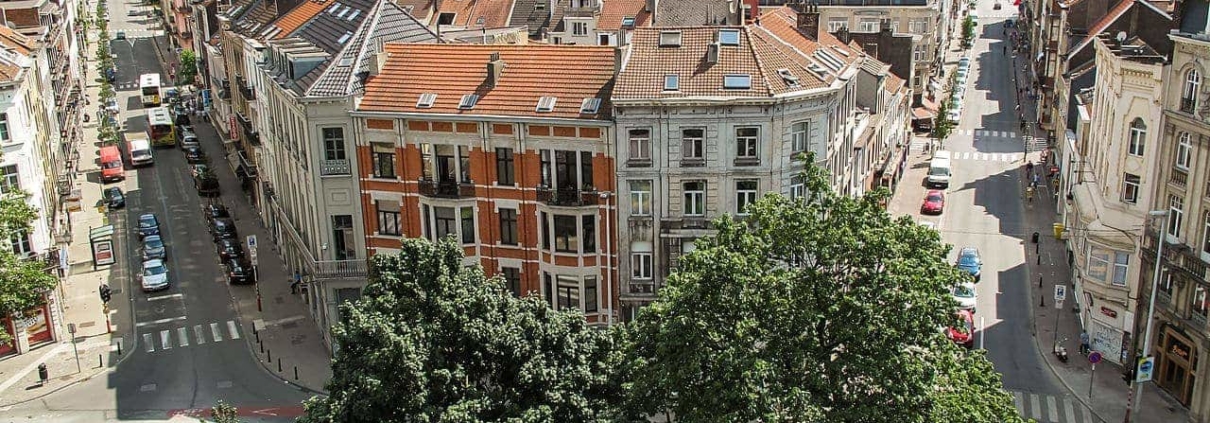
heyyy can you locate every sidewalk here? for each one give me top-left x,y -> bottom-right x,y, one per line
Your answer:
148,34 -> 333,395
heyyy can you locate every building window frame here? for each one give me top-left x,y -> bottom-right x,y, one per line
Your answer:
681,128 -> 704,163
1176,132 -> 1192,170
735,127 -> 759,164
1122,173 -> 1141,203
322,127 -> 346,161
496,147 -> 515,186
631,252 -> 653,280
630,180 -> 652,216
499,208 -> 518,246
628,128 -> 651,165
1111,252 -> 1129,287
1169,195 -> 1185,239
1127,118 -> 1147,156
376,200 -> 401,236
791,121 -> 810,153
371,143 -> 396,179
735,179 -> 758,215
0,164 -> 18,194
502,267 -> 522,297
683,181 -> 705,216
1183,68 -> 1201,113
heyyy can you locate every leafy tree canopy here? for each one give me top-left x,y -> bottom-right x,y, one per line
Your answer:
178,50 -> 198,87
300,239 -> 624,423
0,185 -> 56,341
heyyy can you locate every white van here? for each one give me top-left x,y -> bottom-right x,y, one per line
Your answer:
928,151 -> 952,188
129,138 -> 154,167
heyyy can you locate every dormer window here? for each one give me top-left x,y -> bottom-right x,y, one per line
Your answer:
664,74 -> 680,91
458,94 -> 479,110
536,96 -> 558,112
622,17 -> 635,27
659,31 -> 682,47
718,29 -> 740,46
723,74 -> 751,90
777,69 -> 799,87
580,98 -> 602,114
417,93 -> 437,108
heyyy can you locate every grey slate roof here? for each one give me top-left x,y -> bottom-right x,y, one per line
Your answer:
309,0 -> 439,96
653,0 -> 733,26
510,0 -> 570,37
233,0 -> 308,37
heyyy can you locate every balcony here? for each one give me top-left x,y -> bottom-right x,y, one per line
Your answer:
320,159 -> 351,176
269,197 -> 368,280
536,187 -> 600,207
236,76 -> 254,100
1145,230 -> 1209,282
217,79 -> 231,100
418,179 -> 473,198
1171,168 -> 1188,188
564,5 -> 600,17
236,112 -> 259,145
1181,97 -> 1197,114
627,281 -> 657,296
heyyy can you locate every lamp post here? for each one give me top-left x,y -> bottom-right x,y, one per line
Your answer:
1123,209 -> 1170,423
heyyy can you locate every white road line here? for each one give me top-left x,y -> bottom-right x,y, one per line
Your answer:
227,321 -> 240,340
1047,395 -> 1059,421
1064,398 -> 1076,423
1013,391 -> 1024,414
210,322 -> 223,342
160,330 -> 171,350
177,327 -> 189,347
266,315 -> 308,326
146,293 -> 183,302
1029,393 -> 1042,420
135,316 -> 187,328
143,333 -> 154,353
1080,403 -> 1092,423
193,325 -> 206,345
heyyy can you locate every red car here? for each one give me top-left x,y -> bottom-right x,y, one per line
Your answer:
921,190 -> 945,215
946,310 -> 976,348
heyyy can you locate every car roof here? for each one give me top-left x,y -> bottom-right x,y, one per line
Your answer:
960,247 -> 978,255
144,235 -> 161,241
139,213 -> 156,220
143,259 -> 164,267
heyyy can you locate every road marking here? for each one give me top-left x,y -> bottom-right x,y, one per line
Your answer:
160,330 -> 171,350
1081,403 -> 1092,423
1064,398 -> 1076,423
1029,393 -> 1041,420
1047,395 -> 1058,421
1012,391 -> 1024,414
227,321 -> 240,340
147,293 -> 183,302
135,316 -> 187,327
217,381 -> 233,389
177,327 -> 189,347
143,333 -> 154,352
140,384 -> 156,392
267,315 -> 307,327
210,322 -> 223,342
193,325 -> 206,345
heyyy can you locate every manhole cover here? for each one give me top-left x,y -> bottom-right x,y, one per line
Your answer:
280,321 -> 299,330
78,321 -> 96,328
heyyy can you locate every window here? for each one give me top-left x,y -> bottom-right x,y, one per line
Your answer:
909,18 -> 928,34
583,215 -> 596,253
1203,212 -> 1210,257
584,277 -> 598,312
631,253 -> 653,279
460,207 -> 475,244
659,31 -> 681,47
0,113 -> 10,142
9,229 -> 29,256
435,207 -> 457,240
580,98 -> 602,114
420,144 -> 433,180
719,29 -> 740,45
322,128 -> 345,160
827,19 -> 847,32
540,211 -> 550,249
572,22 -> 588,36
502,267 -> 522,297
683,181 -> 705,216
723,74 -> 752,89
629,128 -> 651,163
630,180 -> 652,216
1086,247 -> 1110,283
0,165 -> 17,194
682,128 -> 704,161
1128,119 -> 1146,156
371,143 -> 396,178
458,94 -> 479,110
789,175 -> 806,200
416,93 -> 437,108
1194,285 -> 1209,318
1177,132 -> 1192,170
580,151 -> 594,190
858,19 -> 878,32
736,127 -> 759,161
536,96 -> 558,112
1183,69 -> 1201,112
736,180 -> 758,215
791,121 -> 810,153
1160,270 -> 1175,296
376,200 -> 401,236
1112,252 -> 1129,286
555,275 -> 581,311
664,74 -> 679,91
459,146 -> 472,183
499,208 -> 518,245
421,205 -> 431,239
1122,173 -> 1140,203
621,16 -> 635,27
496,148 -> 515,185
554,215 -> 578,253
1169,195 -> 1185,238
540,149 -> 552,187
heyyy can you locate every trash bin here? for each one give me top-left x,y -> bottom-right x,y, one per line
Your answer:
1053,223 -> 1065,240
37,363 -> 48,384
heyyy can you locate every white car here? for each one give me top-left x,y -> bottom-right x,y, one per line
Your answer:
920,221 -> 937,230
952,282 -> 977,313
141,259 -> 170,292
947,109 -> 961,124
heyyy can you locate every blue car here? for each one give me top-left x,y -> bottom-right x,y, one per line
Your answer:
137,213 -> 160,238
957,247 -> 982,281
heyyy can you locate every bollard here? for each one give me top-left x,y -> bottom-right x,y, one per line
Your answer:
98,354 -> 103,368
278,360 -> 282,372
267,349 -> 272,363
260,341 -> 264,354
255,331 -> 260,343
294,366 -> 299,380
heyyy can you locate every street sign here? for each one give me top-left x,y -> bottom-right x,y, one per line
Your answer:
247,235 -> 259,266
1088,351 -> 1102,364
1137,356 -> 1156,382
1054,284 -> 1067,302
246,235 -> 257,249
1055,300 -> 1063,310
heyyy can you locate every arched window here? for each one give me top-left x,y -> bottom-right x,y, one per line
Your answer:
1128,119 -> 1147,156
1183,68 -> 1201,112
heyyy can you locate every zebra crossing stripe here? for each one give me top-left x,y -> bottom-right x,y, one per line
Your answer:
227,321 -> 241,340
194,325 -> 206,345
1064,398 -> 1077,422
1030,393 -> 1042,420
160,330 -> 172,350
177,327 -> 189,347
143,333 -> 154,353
1081,403 -> 1092,423
1013,391 -> 1024,414
1047,395 -> 1059,421
210,322 -> 223,342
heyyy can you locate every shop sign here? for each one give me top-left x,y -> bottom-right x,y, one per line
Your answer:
1171,339 -> 1192,361
1100,307 -> 1117,319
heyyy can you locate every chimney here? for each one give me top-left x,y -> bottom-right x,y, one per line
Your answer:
706,42 -> 720,64
646,0 -> 657,23
486,52 -> 505,87
370,40 -> 389,76
614,47 -> 623,76
795,0 -> 821,41
880,18 -> 892,36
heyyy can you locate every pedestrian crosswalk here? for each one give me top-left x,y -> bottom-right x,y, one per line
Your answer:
141,320 -> 242,353
1026,135 -> 1049,153
949,151 -> 1023,162
113,29 -> 164,39
1009,390 -> 1097,423
952,129 -> 1020,139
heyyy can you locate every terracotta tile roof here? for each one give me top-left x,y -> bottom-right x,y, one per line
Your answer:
435,0 -> 514,28
2,9 -> 39,29
394,0 -> 436,19
360,44 -> 616,120
598,0 -> 650,31
0,25 -> 36,56
653,0 -> 734,26
271,0 -> 336,38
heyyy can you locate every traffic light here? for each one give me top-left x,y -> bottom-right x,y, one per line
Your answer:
99,284 -> 112,303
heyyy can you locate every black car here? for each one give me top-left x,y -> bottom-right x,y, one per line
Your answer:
203,203 -> 230,220
183,145 -> 207,164
103,187 -> 125,209
137,213 -> 160,238
215,238 -> 244,261
209,217 -> 238,241
224,258 -> 256,284
194,170 -> 220,196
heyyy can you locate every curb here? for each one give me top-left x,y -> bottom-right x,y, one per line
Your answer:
0,366 -> 112,408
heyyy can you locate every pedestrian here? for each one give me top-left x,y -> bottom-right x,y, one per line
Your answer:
1079,332 -> 1090,355
290,279 -> 301,294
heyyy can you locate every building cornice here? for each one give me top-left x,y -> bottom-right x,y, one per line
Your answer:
350,110 -> 614,127
612,85 -> 838,108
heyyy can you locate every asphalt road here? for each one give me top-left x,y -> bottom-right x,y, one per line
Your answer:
0,1 -> 310,421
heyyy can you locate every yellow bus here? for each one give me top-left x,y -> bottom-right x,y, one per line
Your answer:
140,73 -> 162,107
147,106 -> 175,147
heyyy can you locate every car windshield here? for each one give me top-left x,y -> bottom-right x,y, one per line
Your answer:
145,237 -> 164,249
959,253 -> 979,266
103,161 -> 122,169
139,216 -> 156,228
927,194 -> 943,202
107,189 -> 122,198
929,167 -> 949,176
954,285 -> 976,298
144,264 -> 167,276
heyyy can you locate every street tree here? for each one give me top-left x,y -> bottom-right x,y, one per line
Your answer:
962,16 -> 976,48
619,159 -> 1024,423
299,238 -> 624,423
207,401 -> 240,423
932,100 -> 954,143
178,50 -> 198,87
0,176 -> 58,343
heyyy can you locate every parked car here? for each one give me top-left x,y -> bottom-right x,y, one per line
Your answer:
921,190 -> 945,215
140,259 -> 170,292
952,282 -> 977,313
957,247 -> 983,281
203,203 -> 231,220
194,170 -> 220,196
115,31 -> 126,40
137,213 -> 160,238
183,145 -> 207,164
103,187 -> 125,209
209,217 -> 237,241
224,258 -> 256,284
215,238 -> 244,261
179,128 -> 199,149
190,163 -> 211,178
142,235 -> 167,261
945,310 -> 976,348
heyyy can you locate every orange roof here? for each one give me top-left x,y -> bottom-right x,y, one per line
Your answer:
359,44 -> 616,120
0,25 -> 35,56
598,0 -> 650,31
436,0 -> 514,28
272,0 -> 335,38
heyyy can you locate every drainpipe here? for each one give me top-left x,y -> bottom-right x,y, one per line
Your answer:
600,191 -> 613,325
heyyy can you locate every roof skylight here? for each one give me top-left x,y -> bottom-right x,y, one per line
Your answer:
336,6 -> 351,18
347,9 -> 361,20
664,74 -> 679,91
723,74 -> 751,90
777,69 -> 799,87
337,31 -> 353,44
417,93 -> 437,108
327,3 -> 340,14
815,50 -> 844,71
536,96 -> 558,112
621,17 -> 635,27
659,31 -> 682,47
458,94 -> 480,110
718,29 -> 740,46
580,98 -> 602,114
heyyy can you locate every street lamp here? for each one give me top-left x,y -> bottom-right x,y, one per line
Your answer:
1124,209 -> 1170,423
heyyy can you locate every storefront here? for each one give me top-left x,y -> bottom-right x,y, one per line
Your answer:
1089,304 -> 1128,365
1156,326 -> 1198,406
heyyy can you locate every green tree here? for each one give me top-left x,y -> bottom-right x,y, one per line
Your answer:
0,185 -> 57,343
299,239 -> 624,422
178,50 -> 198,86
207,401 -> 240,423
619,159 -> 1023,422
932,100 -> 954,143
962,16 -> 976,47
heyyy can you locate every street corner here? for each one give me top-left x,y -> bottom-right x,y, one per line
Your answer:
0,338 -> 114,407
247,316 -> 332,394
167,404 -> 306,420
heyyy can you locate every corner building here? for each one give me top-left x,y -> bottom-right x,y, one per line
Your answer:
353,44 -> 620,325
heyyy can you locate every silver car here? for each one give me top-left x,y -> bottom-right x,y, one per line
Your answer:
141,259 -> 170,292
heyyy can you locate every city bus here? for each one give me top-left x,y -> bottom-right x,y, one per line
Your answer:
140,73 -> 162,107
147,106 -> 176,147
